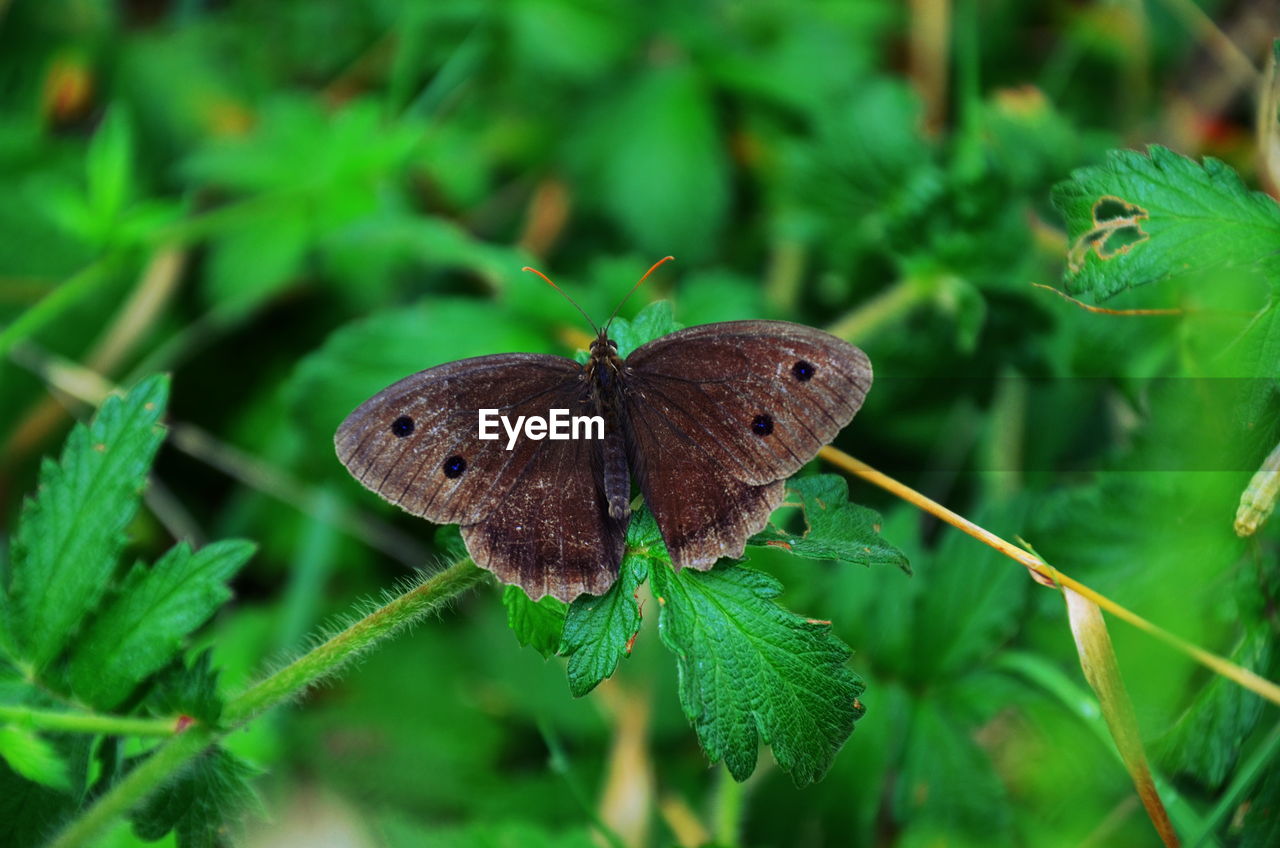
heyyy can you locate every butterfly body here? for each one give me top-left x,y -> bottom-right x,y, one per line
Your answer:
584,334 -> 632,521
336,319 -> 871,602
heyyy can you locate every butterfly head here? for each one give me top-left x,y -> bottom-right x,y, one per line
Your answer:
588,331 -> 619,355
586,330 -> 623,390
521,257 -> 674,378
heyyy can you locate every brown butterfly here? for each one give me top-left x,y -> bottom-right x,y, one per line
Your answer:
335,259 -> 872,602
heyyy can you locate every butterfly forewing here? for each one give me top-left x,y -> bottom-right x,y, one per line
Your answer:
622,321 -> 872,570
335,354 -> 625,601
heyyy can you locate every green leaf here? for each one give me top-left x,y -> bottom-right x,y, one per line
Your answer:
750,475 -> 910,573
907,502 -> 1029,681
1051,145 -> 1280,301
85,108 -> 134,226
130,746 -> 258,848
1242,758 -> 1280,848
287,300 -> 550,449
606,300 -> 679,358
146,650 -> 224,726
322,214 -> 528,303
574,66 -> 728,261
649,560 -> 865,785
503,586 -> 567,659
10,375 -> 169,671
68,540 -> 255,710
0,725 -> 71,791
183,97 -> 419,198
894,695 -> 1013,845
0,756 -> 80,847
1158,622 -> 1270,789
558,511 -> 658,697
204,212 -> 310,315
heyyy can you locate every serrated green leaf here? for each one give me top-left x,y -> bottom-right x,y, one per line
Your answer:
1158,622 -> 1270,789
10,375 -> 169,671
146,650 -> 224,725
503,586 -> 567,659
131,746 -> 258,848
183,97 -> 419,197
750,475 -> 909,572
908,501 -> 1029,681
894,696 -> 1013,845
68,540 -> 255,710
559,510 -> 659,696
1051,145 -> 1280,301
0,725 -> 71,791
607,300 -> 680,358
0,757 -> 79,847
558,521 -> 654,697
650,560 -> 865,786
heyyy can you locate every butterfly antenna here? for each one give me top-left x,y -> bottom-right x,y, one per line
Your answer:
522,265 -> 600,335
604,256 -> 675,331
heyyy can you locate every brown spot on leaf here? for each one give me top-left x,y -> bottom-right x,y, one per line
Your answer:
1067,194 -> 1150,272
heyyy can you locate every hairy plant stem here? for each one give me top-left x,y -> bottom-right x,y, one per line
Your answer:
45,557 -> 486,848
224,558 -> 484,725
47,726 -> 216,848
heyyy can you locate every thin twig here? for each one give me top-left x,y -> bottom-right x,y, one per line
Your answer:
1156,0 -> 1259,87
820,447 -> 1280,706
1031,283 -> 1184,316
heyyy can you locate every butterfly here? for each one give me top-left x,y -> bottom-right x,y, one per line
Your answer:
335,259 -> 872,602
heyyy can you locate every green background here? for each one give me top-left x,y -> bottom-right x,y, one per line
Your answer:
1,1 -> 1278,846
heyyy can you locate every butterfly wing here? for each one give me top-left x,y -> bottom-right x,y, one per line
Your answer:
621,321 -> 872,570
335,354 -> 625,601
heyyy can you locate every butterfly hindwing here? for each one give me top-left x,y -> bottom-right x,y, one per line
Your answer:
621,321 -> 872,570
335,354 -> 625,601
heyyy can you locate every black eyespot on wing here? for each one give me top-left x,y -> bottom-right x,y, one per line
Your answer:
751,414 -> 774,437
791,360 -> 815,382
443,455 -> 467,478
391,416 -> 415,437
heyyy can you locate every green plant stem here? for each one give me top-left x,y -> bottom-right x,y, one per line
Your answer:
0,259 -> 115,360
0,705 -> 175,738
763,238 -> 806,314
825,275 -> 934,343
224,558 -> 485,725
712,767 -> 747,846
537,718 -> 627,848
47,725 -> 215,848
45,558 -> 486,848
951,0 -> 984,181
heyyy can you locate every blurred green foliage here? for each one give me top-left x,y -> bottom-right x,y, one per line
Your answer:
2,1 -> 1279,846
